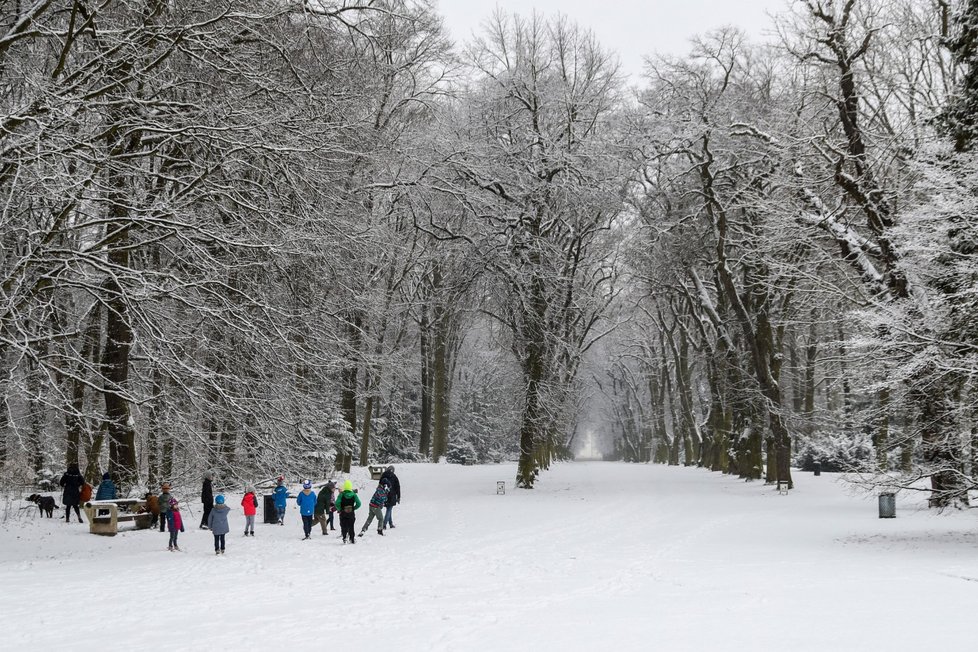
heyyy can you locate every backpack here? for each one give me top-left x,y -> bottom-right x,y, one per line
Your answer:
252,494 -> 258,508
340,493 -> 356,513
79,483 -> 93,503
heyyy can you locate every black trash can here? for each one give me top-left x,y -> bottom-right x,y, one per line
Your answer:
878,493 -> 896,518
813,462 -> 821,477
263,494 -> 278,524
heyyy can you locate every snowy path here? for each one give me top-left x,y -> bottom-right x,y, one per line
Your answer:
1,462 -> 975,651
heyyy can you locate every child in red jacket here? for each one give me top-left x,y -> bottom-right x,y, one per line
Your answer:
168,499 -> 185,551
241,487 -> 258,536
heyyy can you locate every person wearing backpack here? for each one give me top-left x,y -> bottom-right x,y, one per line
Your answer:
334,480 -> 361,544
359,479 -> 389,538
241,486 -> 258,536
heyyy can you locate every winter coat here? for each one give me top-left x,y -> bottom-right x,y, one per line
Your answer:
241,492 -> 258,517
296,489 -> 317,516
201,478 -> 213,506
380,470 -> 400,506
79,482 -> 93,503
59,468 -> 85,506
145,495 -> 160,515
314,485 -> 334,516
273,484 -> 289,509
158,491 -> 173,514
95,479 -> 117,501
368,483 -> 389,509
334,490 -> 361,514
207,503 -> 231,535
168,509 -> 185,533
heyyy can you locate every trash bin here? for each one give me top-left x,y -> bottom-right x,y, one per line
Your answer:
813,462 -> 821,477
263,495 -> 278,524
878,492 -> 896,518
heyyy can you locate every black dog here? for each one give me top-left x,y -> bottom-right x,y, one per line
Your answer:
27,494 -> 58,518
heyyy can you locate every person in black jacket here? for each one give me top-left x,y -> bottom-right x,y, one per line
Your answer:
380,466 -> 400,529
200,471 -> 214,529
59,463 -> 85,523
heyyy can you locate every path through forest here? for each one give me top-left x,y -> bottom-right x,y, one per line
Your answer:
0,463 -> 975,650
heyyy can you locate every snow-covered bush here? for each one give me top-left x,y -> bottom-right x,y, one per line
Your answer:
794,430 -> 873,473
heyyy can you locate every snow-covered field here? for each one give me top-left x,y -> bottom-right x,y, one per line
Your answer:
1,462 -> 975,651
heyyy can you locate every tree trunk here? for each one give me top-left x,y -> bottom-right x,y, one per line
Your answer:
360,391 -> 374,467
0,347 -> 8,469
337,313 -> 361,473
418,302 -> 432,457
146,365 -> 164,488
102,225 -> 138,490
874,386 -> 890,471
25,354 -> 45,476
431,302 -> 450,463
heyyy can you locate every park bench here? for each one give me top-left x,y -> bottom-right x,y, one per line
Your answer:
368,464 -> 387,480
83,498 -> 152,536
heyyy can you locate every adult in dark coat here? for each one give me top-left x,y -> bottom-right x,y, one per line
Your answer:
59,463 -> 85,523
380,466 -> 400,529
200,471 -> 214,529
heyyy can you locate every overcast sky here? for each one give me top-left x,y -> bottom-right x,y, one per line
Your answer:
436,0 -> 787,81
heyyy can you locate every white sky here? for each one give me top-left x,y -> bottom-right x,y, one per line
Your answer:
436,0 -> 787,81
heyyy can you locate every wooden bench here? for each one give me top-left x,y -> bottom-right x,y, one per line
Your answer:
83,499 -> 152,536
368,465 -> 387,480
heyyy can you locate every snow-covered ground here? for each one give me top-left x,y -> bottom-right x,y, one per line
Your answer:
1,462 -> 975,651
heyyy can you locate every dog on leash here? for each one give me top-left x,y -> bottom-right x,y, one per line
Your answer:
27,494 -> 59,518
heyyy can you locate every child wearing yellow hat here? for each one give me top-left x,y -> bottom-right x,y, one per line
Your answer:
333,480 -> 362,544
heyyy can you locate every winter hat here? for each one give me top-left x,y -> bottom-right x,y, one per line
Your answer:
102,472 -> 111,481
276,476 -> 284,484
204,470 -> 214,480
169,498 -> 179,507
161,482 -> 171,491
215,495 -> 225,505
302,480 -> 312,490
343,480 -> 353,492
387,465 -> 394,472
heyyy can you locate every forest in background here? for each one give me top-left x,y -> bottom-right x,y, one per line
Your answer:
2,0 -> 977,504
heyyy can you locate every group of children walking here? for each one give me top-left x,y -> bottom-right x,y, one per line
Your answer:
144,465 -> 401,554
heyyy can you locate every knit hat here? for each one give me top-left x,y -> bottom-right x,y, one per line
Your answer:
343,480 -> 353,492
215,495 -> 225,505
102,472 -> 111,481
276,476 -> 284,484
169,498 -> 178,507
387,465 -> 394,472
302,480 -> 312,489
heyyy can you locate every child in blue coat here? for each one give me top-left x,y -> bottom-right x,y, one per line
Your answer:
273,476 -> 289,525
295,480 -> 317,540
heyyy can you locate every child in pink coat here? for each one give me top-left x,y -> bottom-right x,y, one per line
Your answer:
168,499 -> 185,551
